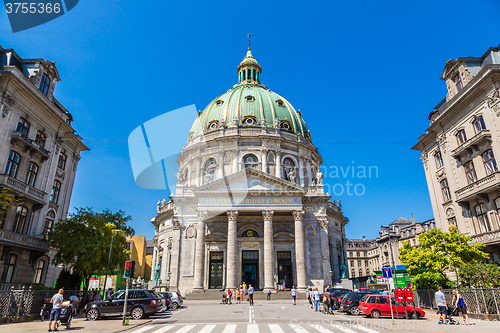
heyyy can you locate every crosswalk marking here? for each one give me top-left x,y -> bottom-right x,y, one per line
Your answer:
131,325 -> 155,333
356,326 -> 380,333
316,324 -> 357,333
247,324 -> 259,333
289,324 -> 310,333
151,325 -> 175,333
176,325 -> 196,333
198,325 -> 216,333
268,324 -> 284,333
222,324 -> 237,333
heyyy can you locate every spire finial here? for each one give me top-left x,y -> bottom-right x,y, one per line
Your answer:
246,30 -> 253,50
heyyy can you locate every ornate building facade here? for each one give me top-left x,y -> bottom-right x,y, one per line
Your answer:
413,44 -> 500,264
0,46 -> 88,287
151,47 -> 348,295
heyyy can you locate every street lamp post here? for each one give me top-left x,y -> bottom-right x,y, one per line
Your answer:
102,229 -> 120,299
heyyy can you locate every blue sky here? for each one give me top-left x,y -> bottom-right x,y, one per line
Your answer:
1,0 -> 499,240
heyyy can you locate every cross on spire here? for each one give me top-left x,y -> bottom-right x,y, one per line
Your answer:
246,30 -> 253,50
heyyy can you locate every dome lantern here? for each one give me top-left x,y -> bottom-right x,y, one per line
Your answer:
237,33 -> 262,84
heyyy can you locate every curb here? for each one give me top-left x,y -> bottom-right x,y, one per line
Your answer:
118,319 -> 153,332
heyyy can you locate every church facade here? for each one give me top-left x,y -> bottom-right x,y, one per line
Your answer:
150,47 -> 348,295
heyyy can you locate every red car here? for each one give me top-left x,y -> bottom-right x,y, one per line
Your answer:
358,288 -> 370,292
358,295 -> 425,319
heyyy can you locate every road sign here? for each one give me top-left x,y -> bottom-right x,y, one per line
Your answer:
382,267 -> 392,278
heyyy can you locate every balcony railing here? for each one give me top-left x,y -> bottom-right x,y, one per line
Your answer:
0,228 -> 48,251
11,131 -> 50,161
470,228 -> 500,246
455,171 -> 500,203
0,174 -> 47,204
451,129 -> 491,158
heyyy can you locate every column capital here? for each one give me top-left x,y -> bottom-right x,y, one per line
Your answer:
262,210 -> 274,220
292,210 -> 305,221
318,217 -> 329,229
226,210 -> 239,221
197,210 -> 209,222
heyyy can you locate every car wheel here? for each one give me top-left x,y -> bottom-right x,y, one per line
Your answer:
131,307 -> 145,319
371,310 -> 381,319
172,302 -> 179,309
350,306 -> 360,315
86,309 -> 99,321
410,311 -> 420,319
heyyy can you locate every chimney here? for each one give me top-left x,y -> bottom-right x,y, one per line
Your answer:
411,213 -> 415,222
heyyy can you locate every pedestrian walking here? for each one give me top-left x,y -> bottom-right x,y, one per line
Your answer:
313,288 -> 320,312
452,290 -> 469,325
323,289 -> 331,314
242,282 -> 247,295
291,286 -> 297,305
307,288 -> 313,308
435,286 -> 448,325
248,284 -> 254,306
267,288 -> 271,300
227,289 -> 232,304
48,288 -> 64,332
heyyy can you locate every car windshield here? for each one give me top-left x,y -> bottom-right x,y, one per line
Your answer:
110,291 -> 125,300
359,295 -> 369,302
341,293 -> 351,300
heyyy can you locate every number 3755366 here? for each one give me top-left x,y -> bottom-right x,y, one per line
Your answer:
5,2 -> 61,14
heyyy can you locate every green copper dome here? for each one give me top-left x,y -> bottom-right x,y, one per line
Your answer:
189,49 -> 310,139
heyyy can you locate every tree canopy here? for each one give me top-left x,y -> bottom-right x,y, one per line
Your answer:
48,207 -> 134,288
458,262 -> 500,288
0,187 -> 22,218
399,228 -> 488,280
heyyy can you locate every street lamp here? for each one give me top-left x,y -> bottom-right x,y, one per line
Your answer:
102,228 -> 121,299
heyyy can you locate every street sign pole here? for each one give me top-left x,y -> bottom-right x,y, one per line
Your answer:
121,277 -> 129,325
387,279 -> 395,325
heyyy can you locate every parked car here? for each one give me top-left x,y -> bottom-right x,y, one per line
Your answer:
83,289 -> 162,320
166,291 -> 183,309
358,295 -> 425,319
158,292 -> 172,311
330,290 -> 352,310
340,292 -> 370,315
358,288 -> 370,292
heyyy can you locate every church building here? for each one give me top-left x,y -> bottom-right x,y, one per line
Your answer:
151,44 -> 348,295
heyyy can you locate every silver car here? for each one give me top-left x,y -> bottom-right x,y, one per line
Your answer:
168,291 -> 183,309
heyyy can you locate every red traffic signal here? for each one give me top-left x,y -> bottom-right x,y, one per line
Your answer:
124,260 -> 135,278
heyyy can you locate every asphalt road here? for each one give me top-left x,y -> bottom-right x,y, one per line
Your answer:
1,300 -> 498,333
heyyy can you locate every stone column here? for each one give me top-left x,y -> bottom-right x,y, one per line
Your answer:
299,158 -> 305,186
218,153 -> 224,179
226,210 -> 239,289
293,210 -> 307,289
169,218 -> 182,290
262,210 -> 274,289
193,211 -> 208,290
306,160 -> 312,186
275,150 -> 281,178
195,157 -> 201,186
261,149 -> 268,173
232,150 -> 238,174
318,217 -> 332,285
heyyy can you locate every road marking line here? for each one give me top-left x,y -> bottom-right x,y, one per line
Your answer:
249,306 -> 252,323
282,306 -> 285,309
268,324 -> 284,333
198,324 -> 216,333
130,325 -> 155,333
289,324 -> 310,333
151,325 -> 175,333
335,315 -> 350,320
175,324 -> 196,333
356,326 -> 380,333
247,324 -> 259,333
316,324 -> 357,333
222,324 -> 237,333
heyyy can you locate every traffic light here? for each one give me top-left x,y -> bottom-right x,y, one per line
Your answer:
124,260 -> 135,278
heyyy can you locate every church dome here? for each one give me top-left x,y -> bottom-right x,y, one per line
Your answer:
189,49 -> 310,139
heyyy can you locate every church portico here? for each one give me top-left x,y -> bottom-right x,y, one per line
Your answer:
150,46 -> 348,296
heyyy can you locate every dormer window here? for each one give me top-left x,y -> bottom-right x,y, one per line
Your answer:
453,74 -> 463,92
216,100 -> 224,106
280,120 -> 293,131
245,95 -> 255,102
276,99 -> 284,107
39,73 -> 51,96
242,115 -> 257,126
473,115 -> 486,134
456,129 -> 467,145
207,120 -> 220,131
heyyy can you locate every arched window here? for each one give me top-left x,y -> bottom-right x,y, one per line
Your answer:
5,151 -> 21,178
33,259 -> 45,284
0,254 -> 17,282
434,151 -> 444,168
50,180 -> 62,204
475,203 -> 492,233
16,117 -> 30,138
282,158 -> 296,182
25,162 -> 39,187
243,154 -> 258,169
482,150 -> 497,175
464,161 -> 478,184
13,206 -> 28,234
241,229 -> 259,237
57,153 -> 67,170
473,116 -> 486,134
203,158 -> 217,184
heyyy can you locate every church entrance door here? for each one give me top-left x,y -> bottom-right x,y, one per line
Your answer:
209,251 -> 224,289
242,250 -> 259,288
277,251 -> 294,287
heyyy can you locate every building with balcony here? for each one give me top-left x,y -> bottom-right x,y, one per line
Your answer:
413,44 -> 500,264
0,46 -> 88,287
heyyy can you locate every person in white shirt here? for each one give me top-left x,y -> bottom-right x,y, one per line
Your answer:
313,288 -> 320,311
291,286 -> 297,305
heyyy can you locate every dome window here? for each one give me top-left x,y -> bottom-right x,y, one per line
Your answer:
243,154 -> 258,169
216,100 -> 224,106
242,115 -> 258,126
276,99 -> 285,107
207,120 -> 220,131
280,120 -> 293,132
245,95 -> 255,102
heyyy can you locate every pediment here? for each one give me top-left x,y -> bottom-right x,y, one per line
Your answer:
194,168 -> 304,195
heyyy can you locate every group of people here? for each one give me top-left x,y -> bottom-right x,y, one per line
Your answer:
221,283 -> 255,305
306,286 -> 335,314
435,286 -> 470,325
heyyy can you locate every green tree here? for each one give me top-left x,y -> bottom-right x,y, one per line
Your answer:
399,228 -> 488,281
0,187 -> 23,220
48,207 -> 134,289
411,271 -> 451,289
458,262 -> 500,288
